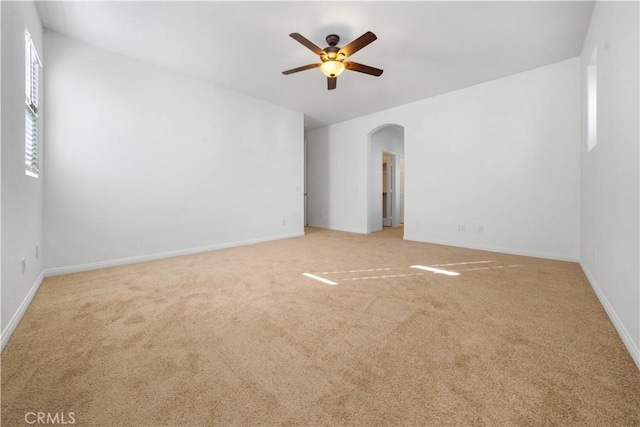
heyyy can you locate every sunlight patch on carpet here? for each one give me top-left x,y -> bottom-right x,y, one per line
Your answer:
302,273 -> 338,286
457,264 -> 522,272
320,267 -> 398,275
430,260 -> 495,267
340,273 -> 425,281
410,265 -> 460,276
303,261 -> 522,286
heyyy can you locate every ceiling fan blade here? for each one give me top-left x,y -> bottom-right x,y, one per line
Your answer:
338,31 -> 377,58
289,33 -> 325,56
344,62 -> 384,77
282,63 -> 321,75
328,77 -> 337,90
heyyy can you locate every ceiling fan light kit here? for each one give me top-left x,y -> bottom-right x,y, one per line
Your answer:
320,60 -> 345,78
283,32 -> 383,90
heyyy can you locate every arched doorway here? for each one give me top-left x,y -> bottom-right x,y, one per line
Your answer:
367,124 -> 405,234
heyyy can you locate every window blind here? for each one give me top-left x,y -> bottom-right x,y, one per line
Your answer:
25,107 -> 38,175
25,32 -> 41,178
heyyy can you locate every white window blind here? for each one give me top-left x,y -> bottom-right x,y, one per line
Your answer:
25,32 -> 42,178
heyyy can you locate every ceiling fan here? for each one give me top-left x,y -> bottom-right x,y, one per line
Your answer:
282,31 -> 383,90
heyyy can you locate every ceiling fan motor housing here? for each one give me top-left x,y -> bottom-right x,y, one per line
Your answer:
322,34 -> 344,62
326,34 -> 340,46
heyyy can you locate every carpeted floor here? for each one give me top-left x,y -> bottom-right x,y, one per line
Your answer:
2,227 -> 639,426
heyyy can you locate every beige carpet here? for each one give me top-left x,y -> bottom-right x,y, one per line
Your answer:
2,227 -> 639,426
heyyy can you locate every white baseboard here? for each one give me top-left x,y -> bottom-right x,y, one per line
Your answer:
45,232 -> 305,277
1,271 -> 45,352
402,234 -> 579,263
306,224 -> 366,234
580,261 -> 640,371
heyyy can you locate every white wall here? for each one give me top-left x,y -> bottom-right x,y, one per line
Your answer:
43,31 -> 304,273
307,58 -> 581,261
306,126 -> 368,233
1,1 -> 3,346
580,1 -> 639,370
1,1 -> 45,348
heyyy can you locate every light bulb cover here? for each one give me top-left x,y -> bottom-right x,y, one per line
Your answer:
320,60 -> 345,78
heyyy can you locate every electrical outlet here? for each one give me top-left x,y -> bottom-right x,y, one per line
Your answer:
282,219 -> 287,226
458,224 -> 465,231
478,225 -> 484,233
36,245 -> 39,259
21,258 -> 26,275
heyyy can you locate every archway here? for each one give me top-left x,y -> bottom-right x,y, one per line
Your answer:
367,124 -> 405,234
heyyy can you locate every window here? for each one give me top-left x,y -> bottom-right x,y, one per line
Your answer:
25,32 -> 42,178
587,47 -> 597,151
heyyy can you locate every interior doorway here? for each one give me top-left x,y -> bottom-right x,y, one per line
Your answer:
382,152 -> 393,226
367,124 -> 405,234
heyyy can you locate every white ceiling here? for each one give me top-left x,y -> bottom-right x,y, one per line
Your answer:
36,1 -> 594,130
